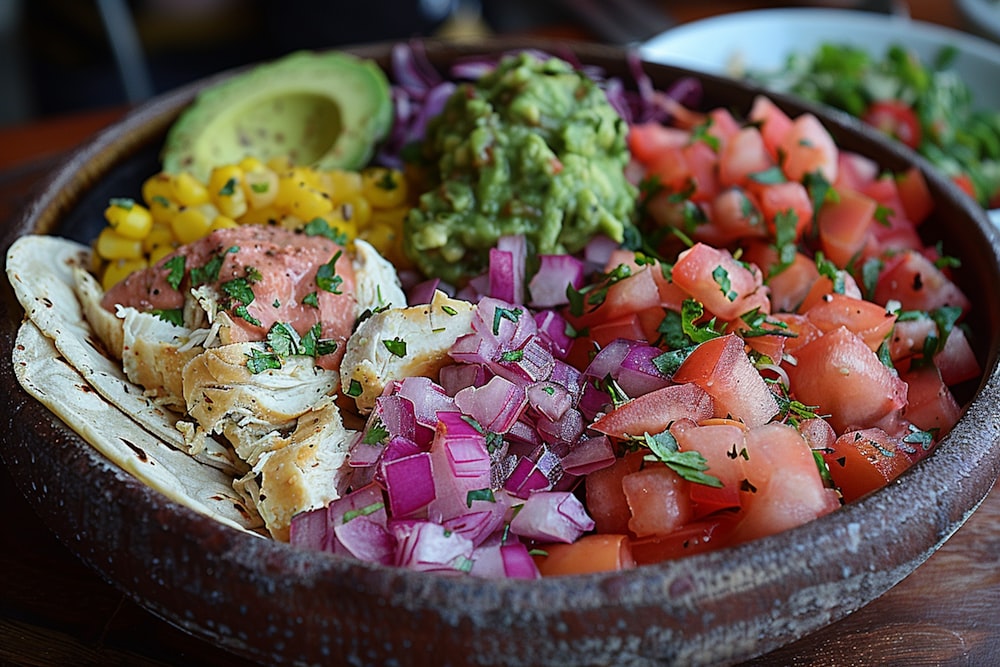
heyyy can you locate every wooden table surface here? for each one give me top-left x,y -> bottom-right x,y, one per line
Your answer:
3,2 -> 999,666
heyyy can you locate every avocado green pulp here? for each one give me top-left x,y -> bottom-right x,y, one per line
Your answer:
404,53 -> 638,285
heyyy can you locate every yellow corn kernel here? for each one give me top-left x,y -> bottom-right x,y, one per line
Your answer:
243,169 -> 279,209
239,204 -> 282,226
210,215 -> 239,231
102,257 -> 148,290
170,206 -> 214,245
288,184 -> 334,220
266,155 -> 294,173
104,198 -> 154,240
171,172 -> 210,207
238,156 -> 267,173
325,169 -> 363,197
322,207 -> 359,240
148,243 -> 177,265
207,165 -> 247,218
361,167 -> 408,208
142,173 -> 175,207
360,220 -> 396,249
142,223 -> 176,254
96,227 -> 143,260
370,205 -> 409,230
333,193 -> 372,229
147,192 -> 181,225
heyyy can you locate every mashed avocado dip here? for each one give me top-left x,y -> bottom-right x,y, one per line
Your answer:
404,52 -> 637,284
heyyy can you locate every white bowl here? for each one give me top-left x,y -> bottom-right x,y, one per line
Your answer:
640,7 -> 1000,224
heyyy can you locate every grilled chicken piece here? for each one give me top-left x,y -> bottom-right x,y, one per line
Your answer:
352,238 -> 407,315
233,397 -> 354,541
341,290 -> 475,413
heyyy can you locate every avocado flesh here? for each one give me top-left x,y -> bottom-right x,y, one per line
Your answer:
162,50 -> 393,182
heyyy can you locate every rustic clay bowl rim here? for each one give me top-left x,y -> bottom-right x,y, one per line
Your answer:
2,37 -> 1000,667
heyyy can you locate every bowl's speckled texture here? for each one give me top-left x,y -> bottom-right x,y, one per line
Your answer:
2,38 -> 1000,667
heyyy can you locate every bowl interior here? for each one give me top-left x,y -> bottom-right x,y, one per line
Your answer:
2,37 -> 1000,667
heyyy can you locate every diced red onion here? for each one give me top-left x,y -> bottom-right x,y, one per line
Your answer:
454,375 -> 528,433
373,394 -> 418,443
440,490 -> 513,546
489,248 -> 517,304
500,541 -> 541,579
534,310 -> 573,359
333,516 -> 396,565
288,506 -> 328,551
584,235 -> 619,271
496,235 -> 527,305
577,380 -> 612,422
535,407 -> 585,451
383,452 -> 436,518
456,272 -> 490,302
438,362 -> 490,397
508,491 -> 595,543
408,278 -> 443,305
505,418 -> 542,448
617,344 -> 672,397
504,444 -> 563,498
526,381 -> 573,422
527,254 -> 585,308
560,434 -> 616,476
395,376 -> 459,430
449,331 -> 500,366
584,338 -> 644,381
392,520 -> 475,574
471,297 -> 536,349
348,431 -> 382,468
493,335 -> 555,385
549,359 -> 583,399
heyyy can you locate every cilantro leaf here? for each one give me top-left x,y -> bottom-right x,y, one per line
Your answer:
640,430 -> 723,487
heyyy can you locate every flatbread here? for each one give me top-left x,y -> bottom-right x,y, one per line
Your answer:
5,235 -> 236,472
12,319 -> 264,533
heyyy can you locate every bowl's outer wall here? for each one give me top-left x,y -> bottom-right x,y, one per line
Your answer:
2,38 -> 1000,667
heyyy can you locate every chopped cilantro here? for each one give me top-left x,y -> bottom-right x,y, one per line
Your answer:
109,197 -> 135,209
500,349 -> 524,362
316,250 -> 344,294
342,501 -> 385,523
382,337 -> 407,357
150,308 -> 183,326
304,217 -> 349,245
302,291 -> 319,308
712,265 -> 738,302
362,417 -> 390,445
190,246 -> 238,286
466,488 -> 496,507
246,348 -> 281,374
639,430 -> 723,487
748,166 -> 787,184
491,306 -> 523,335
218,177 -> 238,197
163,255 -> 186,290
346,378 -> 363,397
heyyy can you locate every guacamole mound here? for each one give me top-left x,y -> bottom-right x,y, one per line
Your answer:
404,52 -> 637,284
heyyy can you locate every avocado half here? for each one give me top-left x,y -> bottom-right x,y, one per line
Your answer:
161,50 -> 393,181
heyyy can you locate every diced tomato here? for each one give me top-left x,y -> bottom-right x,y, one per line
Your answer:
730,422 -> 841,544
535,534 -> 635,575
901,363 -> 964,439
895,166 -> 933,225
935,326 -> 981,386
770,312 -> 822,355
817,187 -> 877,268
584,451 -> 646,534
705,107 -> 742,149
622,465 -> 693,537
887,315 -> 939,363
748,94 -> 793,161
777,112 -> 839,184
587,314 -> 646,348
647,145 -> 693,194
671,243 -> 770,321
706,188 -> 768,244
862,100 -> 921,150
574,264 -> 662,328
672,334 -> 779,427
835,150 -> 879,191
671,419 -> 746,517
803,292 -> 897,352
754,180 -> 813,240
786,325 -> 907,434
873,249 -> 972,315
629,514 -> 739,564
590,382 -> 715,439
797,271 -> 863,312
798,417 -> 837,451
823,427 -> 912,503
718,126 -> 774,188
683,139 -> 721,202
742,242 -> 820,314
627,122 -> 689,165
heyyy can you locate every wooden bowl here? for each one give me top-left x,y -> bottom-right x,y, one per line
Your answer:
2,38 -> 1000,667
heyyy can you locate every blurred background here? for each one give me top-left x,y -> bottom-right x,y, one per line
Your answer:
0,0 -> 971,128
